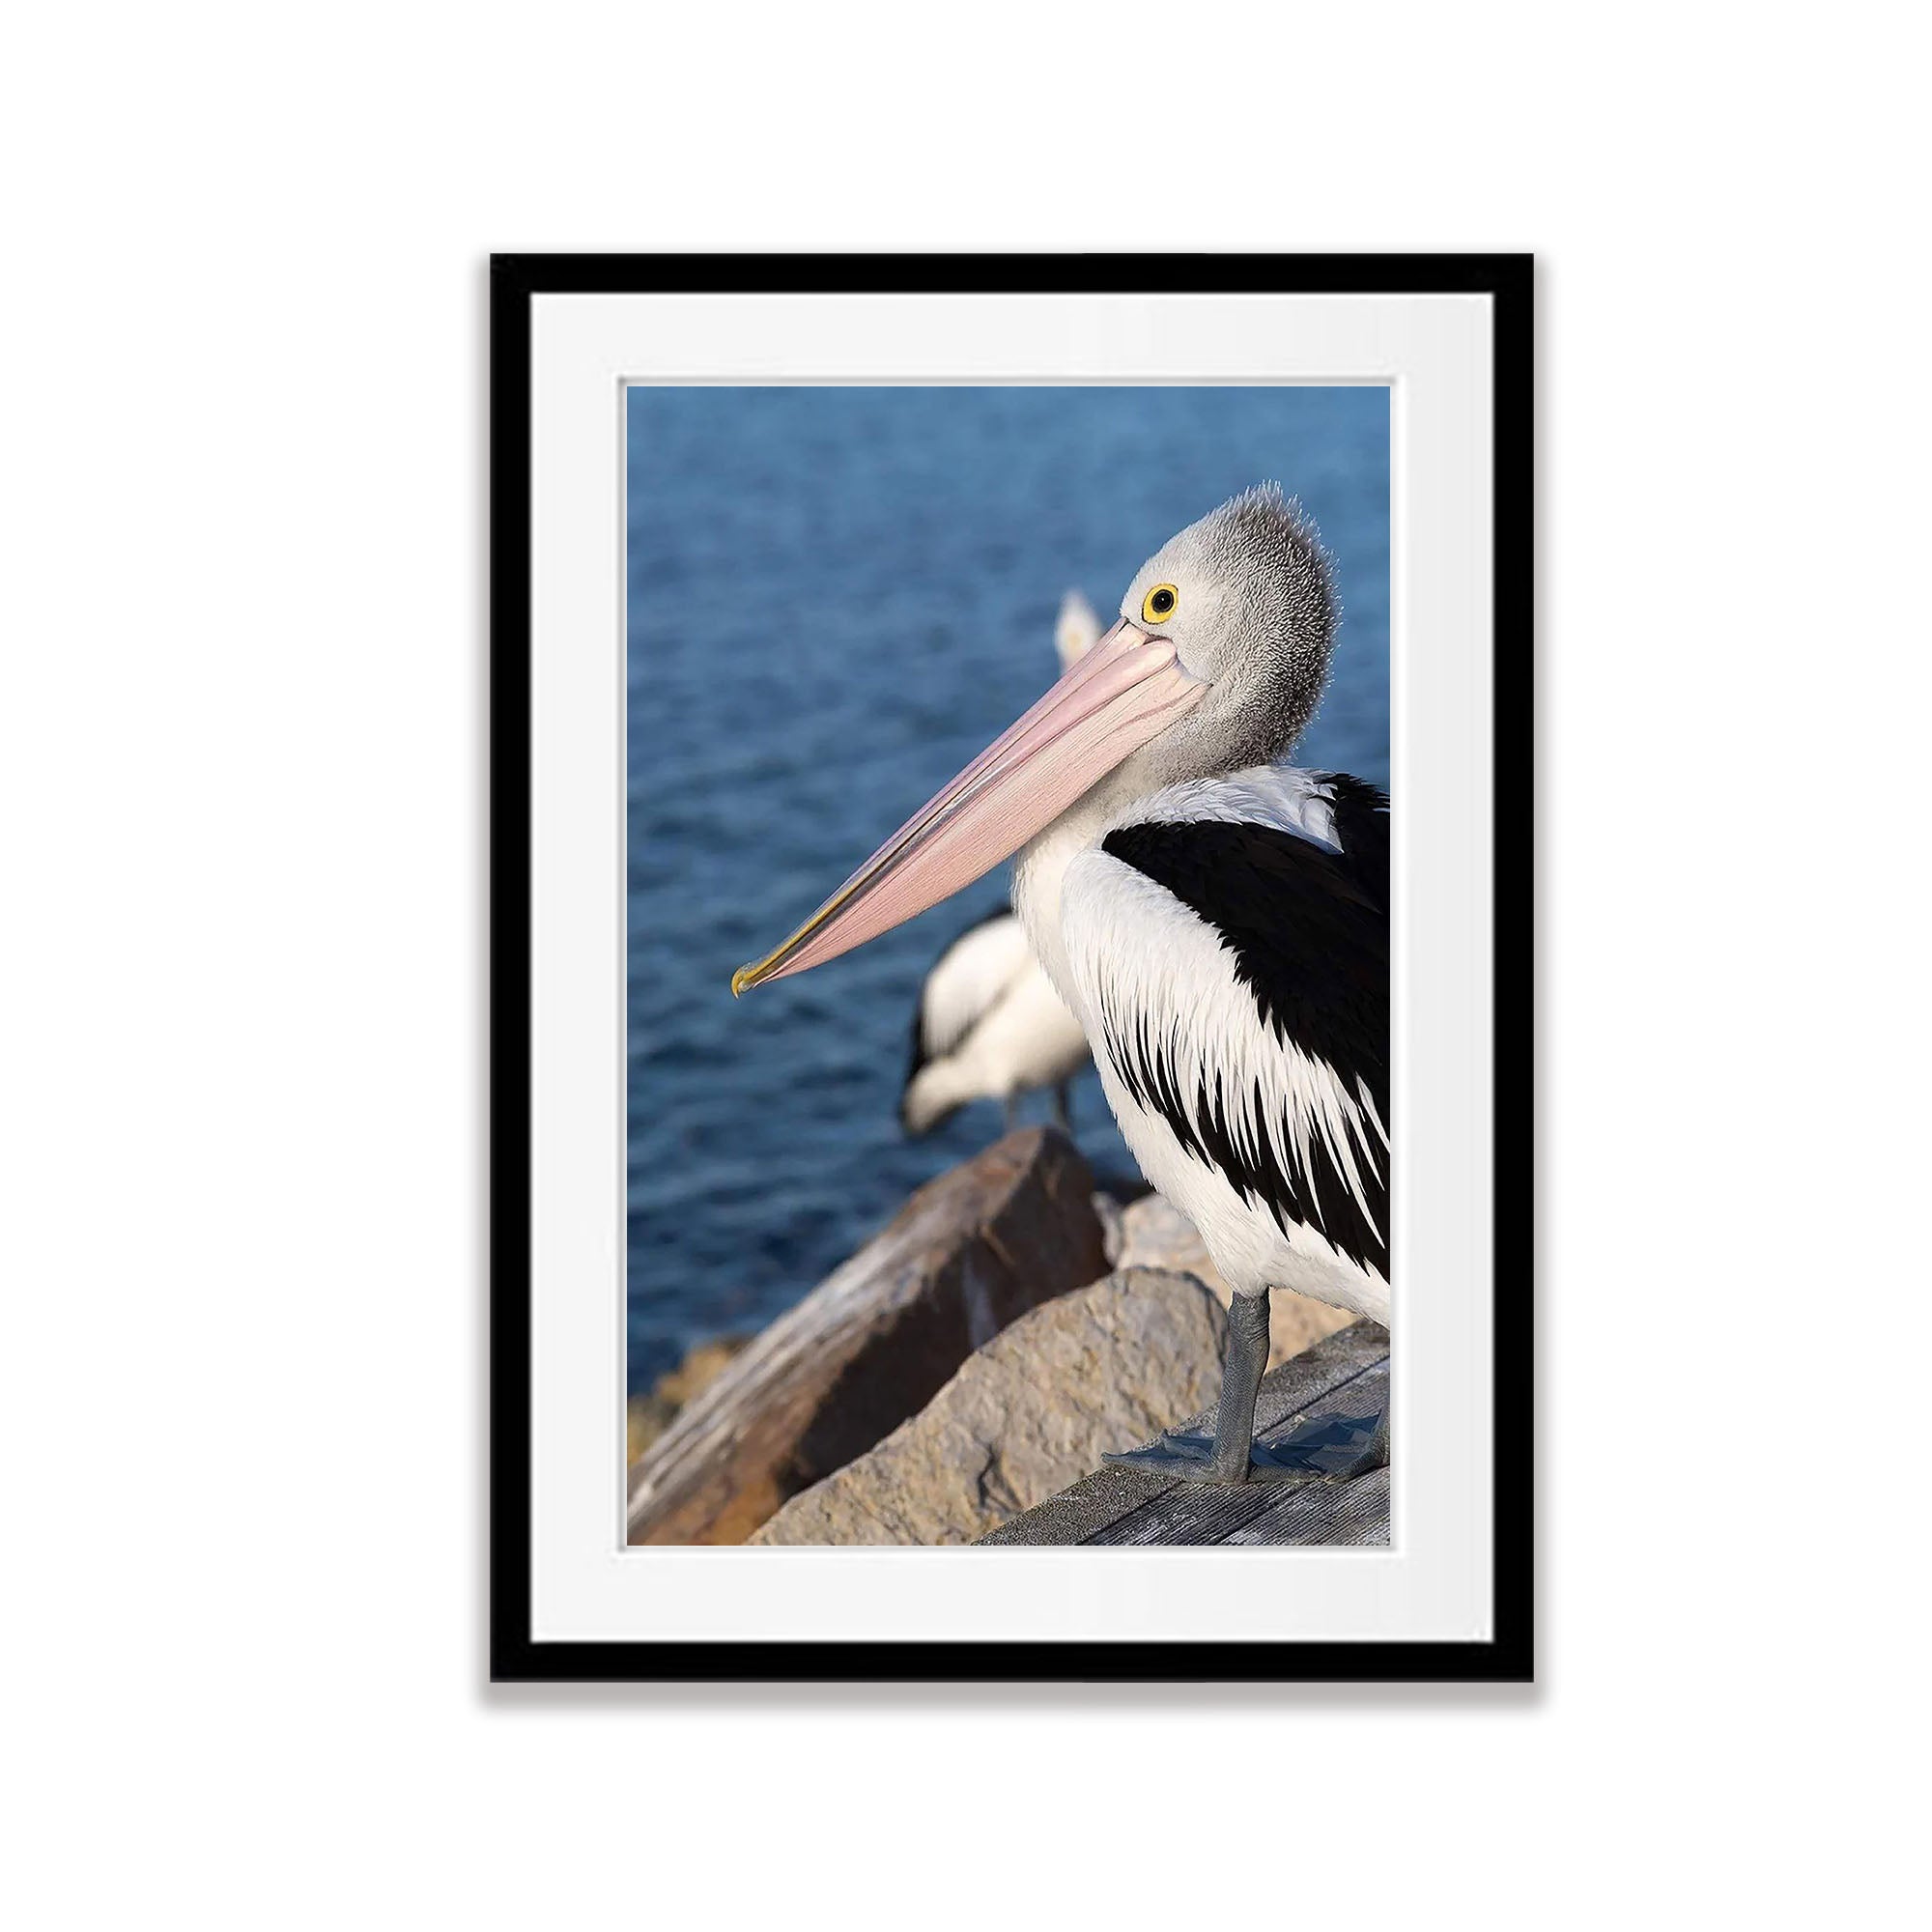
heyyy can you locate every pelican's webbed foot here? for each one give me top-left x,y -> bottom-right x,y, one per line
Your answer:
1102,1431 -> 1328,1487
1104,1431 -> 1243,1485
1325,1410 -> 1389,1482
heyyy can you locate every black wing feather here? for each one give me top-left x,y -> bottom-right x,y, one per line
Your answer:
1098,777 -> 1389,1274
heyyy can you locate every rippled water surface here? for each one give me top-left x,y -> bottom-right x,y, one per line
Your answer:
627,385 -> 1388,1391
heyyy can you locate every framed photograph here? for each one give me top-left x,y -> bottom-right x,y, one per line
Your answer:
492,254 -> 1532,1682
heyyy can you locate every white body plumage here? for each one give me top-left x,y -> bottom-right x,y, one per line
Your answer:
1016,763 -> 1391,1324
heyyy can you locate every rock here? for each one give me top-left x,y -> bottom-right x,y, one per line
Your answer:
626,1127 -> 1108,1546
752,1267 -> 1227,1546
1113,1191 -> 1355,1370
626,1335 -> 752,1464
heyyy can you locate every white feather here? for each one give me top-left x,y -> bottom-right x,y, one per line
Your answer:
915,914 -> 1035,1062
1109,766 -> 1342,853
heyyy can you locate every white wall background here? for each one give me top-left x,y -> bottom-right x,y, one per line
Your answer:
3,4 -> 1923,1925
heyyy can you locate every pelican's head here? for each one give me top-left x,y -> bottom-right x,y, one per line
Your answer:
733,485 -> 1337,994
1110,482 -> 1335,790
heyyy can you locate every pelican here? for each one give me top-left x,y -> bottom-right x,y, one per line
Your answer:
735,486 -> 1388,1487
899,591 -> 1100,1138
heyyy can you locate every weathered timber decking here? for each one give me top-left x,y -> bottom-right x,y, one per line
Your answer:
978,1319 -> 1390,1547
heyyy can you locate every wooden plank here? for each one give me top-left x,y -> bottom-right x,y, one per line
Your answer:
1222,1466 -> 1390,1546
978,1320 -> 1388,1547
1088,1364 -> 1388,1546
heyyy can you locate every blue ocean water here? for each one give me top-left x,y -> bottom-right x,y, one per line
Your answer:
626,385 -> 1389,1392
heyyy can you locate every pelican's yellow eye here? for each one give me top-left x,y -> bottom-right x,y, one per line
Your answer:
1142,583 -> 1179,626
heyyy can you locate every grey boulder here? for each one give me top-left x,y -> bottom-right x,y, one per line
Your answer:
751,1266 -> 1227,1546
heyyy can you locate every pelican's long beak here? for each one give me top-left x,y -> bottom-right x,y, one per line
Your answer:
732,620 -> 1208,994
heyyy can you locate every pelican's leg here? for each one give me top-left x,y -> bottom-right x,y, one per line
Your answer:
1052,1081 -> 1072,1133
1003,1094 -> 1019,1133
1103,1291 -> 1388,1487
1205,1289 -> 1270,1479
1103,1291 -> 1308,1485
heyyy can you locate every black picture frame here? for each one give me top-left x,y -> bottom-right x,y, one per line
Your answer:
491,253 -> 1533,1685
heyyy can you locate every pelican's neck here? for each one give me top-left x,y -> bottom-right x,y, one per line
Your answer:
1011,792 -> 1118,1009
1012,755 -> 1329,1009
